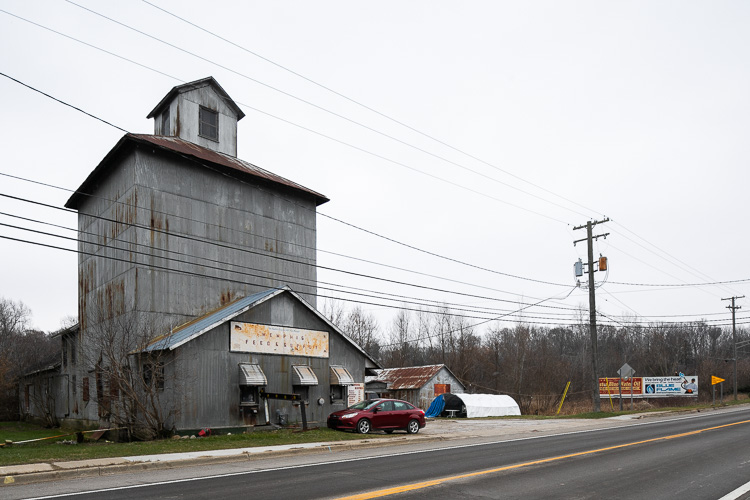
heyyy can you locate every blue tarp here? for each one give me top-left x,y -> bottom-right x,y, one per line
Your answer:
424,394 -> 446,417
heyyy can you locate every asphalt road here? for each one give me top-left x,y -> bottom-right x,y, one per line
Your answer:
8,407 -> 750,500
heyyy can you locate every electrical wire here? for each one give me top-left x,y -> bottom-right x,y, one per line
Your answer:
141,0 -> 604,219
64,0 -> 593,223
0,212 -> 585,319
0,68 -> 575,289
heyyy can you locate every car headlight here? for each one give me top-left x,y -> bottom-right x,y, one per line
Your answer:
341,412 -> 358,419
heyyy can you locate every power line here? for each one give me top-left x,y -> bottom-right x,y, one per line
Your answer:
1,212 -> 585,319
0,69 -> 574,289
0,233 -> 595,327
0,170 -> 564,301
3,12 -> 744,314
3,8 -> 736,300
140,0 -> 604,219
612,220 -> 743,297
64,0 -> 593,223
137,0 -> 743,300
0,192 -> 578,314
3,228 -> 745,328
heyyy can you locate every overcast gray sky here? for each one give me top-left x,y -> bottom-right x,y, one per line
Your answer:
1,0 -> 748,334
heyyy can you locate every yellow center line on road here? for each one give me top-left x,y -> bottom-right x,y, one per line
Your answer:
336,418 -> 750,500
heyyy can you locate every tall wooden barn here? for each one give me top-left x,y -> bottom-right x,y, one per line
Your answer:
20,77 -> 379,433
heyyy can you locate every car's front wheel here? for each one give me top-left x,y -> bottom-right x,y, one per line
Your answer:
406,419 -> 420,434
357,418 -> 371,434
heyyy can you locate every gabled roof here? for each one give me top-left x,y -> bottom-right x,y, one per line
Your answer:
146,76 -> 245,120
369,364 -> 463,390
142,287 -> 381,369
143,288 -> 280,352
65,134 -> 329,209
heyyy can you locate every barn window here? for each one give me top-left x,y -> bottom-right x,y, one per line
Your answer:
330,365 -> 354,404
70,337 -> 76,365
161,107 -> 170,135
143,360 -> 164,390
434,384 -> 450,396
199,106 -> 219,141
82,377 -> 89,402
239,364 -> 267,407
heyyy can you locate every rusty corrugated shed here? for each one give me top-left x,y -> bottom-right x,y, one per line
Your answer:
374,364 -> 446,390
65,133 -> 329,209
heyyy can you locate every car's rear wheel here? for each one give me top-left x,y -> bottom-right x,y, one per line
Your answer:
357,418 -> 371,434
384,429 -> 393,434
406,419 -> 420,434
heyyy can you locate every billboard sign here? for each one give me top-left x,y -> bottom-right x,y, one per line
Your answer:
599,377 -> 642,396
600,376 -> 698,397
230,322 -> 329,358
643,376 -> 698,396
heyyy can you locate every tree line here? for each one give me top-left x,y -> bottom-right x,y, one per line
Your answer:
325,301 -> 749,413
2,296 -> 747,421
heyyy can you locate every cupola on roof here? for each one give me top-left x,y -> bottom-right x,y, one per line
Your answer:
147,76 -> 245,157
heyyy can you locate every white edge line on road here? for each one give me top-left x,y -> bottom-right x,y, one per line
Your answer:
717,479 -> 750,500
21,406 -> 750,500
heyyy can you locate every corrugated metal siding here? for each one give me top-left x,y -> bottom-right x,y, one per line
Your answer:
170,291 -> 372,430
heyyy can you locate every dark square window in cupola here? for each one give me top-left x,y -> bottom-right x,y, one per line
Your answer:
199,106 -> 219,141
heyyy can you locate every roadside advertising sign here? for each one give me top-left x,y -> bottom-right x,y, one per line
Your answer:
599,377 -> 642,396
599,376 -> 698,397
643,376 -> 698,396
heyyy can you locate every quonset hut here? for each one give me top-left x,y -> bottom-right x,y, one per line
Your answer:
20,77 -> 379,433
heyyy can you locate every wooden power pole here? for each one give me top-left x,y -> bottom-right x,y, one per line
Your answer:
722,296 -> 744,401
574,218 -> 609,412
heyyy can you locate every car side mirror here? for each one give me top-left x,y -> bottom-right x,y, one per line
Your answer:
372,407 -> 379,413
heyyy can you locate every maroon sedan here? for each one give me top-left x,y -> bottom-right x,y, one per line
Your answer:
327,398 -> 426,434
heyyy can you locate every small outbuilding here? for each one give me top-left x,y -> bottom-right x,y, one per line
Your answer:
366,364 -> 465,409
428,393 -> 521,418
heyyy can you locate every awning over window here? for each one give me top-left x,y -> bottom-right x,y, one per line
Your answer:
330,366 -> 355,385
239,363 -> 267,386
292,365 -> 318,386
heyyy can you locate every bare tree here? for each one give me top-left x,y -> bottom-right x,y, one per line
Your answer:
320,298 -> 346,327
342,306 -> 381,357
84,312 -> 180,440
0,298 -> 58,420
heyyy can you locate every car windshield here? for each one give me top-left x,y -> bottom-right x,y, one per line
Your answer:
348,399 -> 381,410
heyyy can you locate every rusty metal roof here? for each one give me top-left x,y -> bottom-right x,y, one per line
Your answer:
372,364 -> 448,390
65,134 -> 329,209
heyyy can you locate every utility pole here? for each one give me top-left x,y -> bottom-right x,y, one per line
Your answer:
573,218 -> 609,412
722,295 -> 744,401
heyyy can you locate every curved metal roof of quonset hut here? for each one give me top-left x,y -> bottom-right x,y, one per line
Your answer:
65,133 -> 329,209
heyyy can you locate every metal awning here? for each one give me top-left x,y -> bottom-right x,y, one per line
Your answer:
239,364 -> 267,386
292,365 -> 318,386
330,366 -> 355,385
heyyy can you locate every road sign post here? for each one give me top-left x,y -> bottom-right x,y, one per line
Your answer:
618,364 -> 635,411
711,376 -> 726,407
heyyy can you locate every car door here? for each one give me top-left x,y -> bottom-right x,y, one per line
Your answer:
392,401 -> 412,428
370,400 -> 395,429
